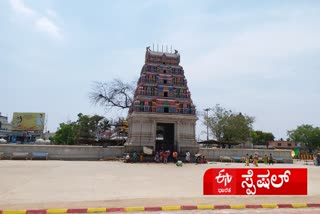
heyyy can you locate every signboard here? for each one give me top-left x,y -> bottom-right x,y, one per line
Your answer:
204,168 -> 307,195
11,112 -> 45,131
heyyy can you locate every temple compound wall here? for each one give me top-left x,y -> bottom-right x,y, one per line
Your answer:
0,144 -> 292,162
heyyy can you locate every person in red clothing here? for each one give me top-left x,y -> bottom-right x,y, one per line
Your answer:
201,156 -> 207,164
172,151 -> 178,163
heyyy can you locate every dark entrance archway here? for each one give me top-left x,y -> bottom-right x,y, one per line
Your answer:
155,123 -> 174,152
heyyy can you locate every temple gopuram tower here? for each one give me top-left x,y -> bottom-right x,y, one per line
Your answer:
126,47 -> 198,154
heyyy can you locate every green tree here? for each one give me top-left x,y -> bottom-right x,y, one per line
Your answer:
251,130 -> 275,147
223,113 -> 254,145
203,104 -> 231,142
204,104 -> 254,146
75,113 -> 111,140
88,115 -> 111,140
76,113 -> 91,139
89,115 -> 110,133
287,124 -> 320,152
52,114 -> 111,145
52,122 -> 77,145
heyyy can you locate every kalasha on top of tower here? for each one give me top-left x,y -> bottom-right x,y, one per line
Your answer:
129,46 -> 195,115
145,46 -> 180,65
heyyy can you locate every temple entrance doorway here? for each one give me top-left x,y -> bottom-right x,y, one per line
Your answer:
155,123 -> 175,152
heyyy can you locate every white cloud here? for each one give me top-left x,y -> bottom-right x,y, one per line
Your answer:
46,9 -> 57,18
158,6 -> 320,83
180,18 -> 320,84
9,0 -> 35,16
35,16 -> 63,40
155,6 -> 320,139
9,0 -> 63,40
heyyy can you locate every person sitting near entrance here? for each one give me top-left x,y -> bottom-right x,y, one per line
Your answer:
194,154 -> 201,163
176,159 -> 183,167
132,151 -> 138,163
125,153 -> 130,163
201,156 -> 207,164
139,152 -> 144,162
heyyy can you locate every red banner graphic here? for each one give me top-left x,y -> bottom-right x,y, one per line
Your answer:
203,168 -> 307,195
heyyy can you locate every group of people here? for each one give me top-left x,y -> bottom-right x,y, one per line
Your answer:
154,150 -> 171,163
126,149 -> 212,165
245,153 -> 274,167
132,151 -> 144,163
194,155 -> 208,164
153,150 -> 194,164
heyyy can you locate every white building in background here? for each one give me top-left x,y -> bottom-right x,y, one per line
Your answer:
0,112 -> 11,131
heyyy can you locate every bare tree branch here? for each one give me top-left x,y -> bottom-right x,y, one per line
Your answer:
90,79 -> 134,111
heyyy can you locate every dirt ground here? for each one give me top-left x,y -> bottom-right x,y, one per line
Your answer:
0,160 -> 319,209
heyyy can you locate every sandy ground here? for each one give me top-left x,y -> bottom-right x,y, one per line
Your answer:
0,160 -> 319,209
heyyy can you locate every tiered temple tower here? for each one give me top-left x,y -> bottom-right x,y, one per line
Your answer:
126,47 -> 198,153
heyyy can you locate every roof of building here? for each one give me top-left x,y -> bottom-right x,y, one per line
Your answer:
268,141 -> 296,144
148,51 -> 178,58
146,46 -> 180,58
198,139 -> 241,145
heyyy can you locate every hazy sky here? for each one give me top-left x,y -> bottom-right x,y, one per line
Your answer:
1,0 -> 320,140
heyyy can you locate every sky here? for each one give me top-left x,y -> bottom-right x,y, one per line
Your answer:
1,0 -> 320,140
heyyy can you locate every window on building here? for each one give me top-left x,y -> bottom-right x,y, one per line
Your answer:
164,107 -> 169,113
163,79 -> 167,84
163,70 -> 166,74
278,143 -> 281,147
164,92 -> 168,97
288,143 -> 292,147
163,62 -> 166,65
